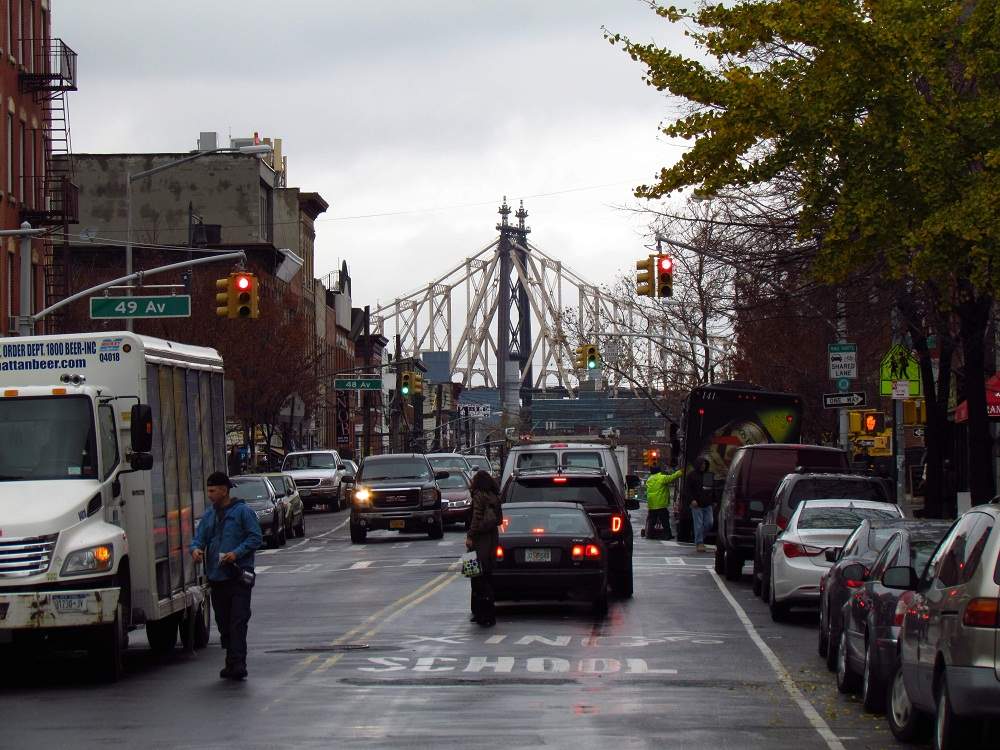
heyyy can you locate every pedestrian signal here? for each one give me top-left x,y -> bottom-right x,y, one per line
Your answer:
863,412 -> 885,435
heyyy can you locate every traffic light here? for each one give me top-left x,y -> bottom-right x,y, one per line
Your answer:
215,272 -> 259,319
585,344 -> 600,370
863,412 -> 885,435
412,372 -> 423,396
574,344 -> 588,370
650,448 -> 660,465
635,255 -> 656,298
400,371 -> 413,398
656,255 -> 673,298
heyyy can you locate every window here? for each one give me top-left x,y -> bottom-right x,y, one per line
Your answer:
267,477 -> 286,498
797,505 -> 900,530
6,0 -> 12,56
840,526 -> 864,559
959,515 -> 993,584
869,535 -> 901,581
18,120 -> 24,201
6,252 -> 13,327
6,112 -> 13,195
259,180 -> 273,242
563,451 -> 603,469
507,478 -> 618,508
97,404 -> 119,480
25,0 -> 32,72
516,452 -> 558,471
928,515 -> 979,588
18,0 -> 24,65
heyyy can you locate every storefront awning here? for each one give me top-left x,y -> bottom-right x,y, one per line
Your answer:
954,373 -> 1000,423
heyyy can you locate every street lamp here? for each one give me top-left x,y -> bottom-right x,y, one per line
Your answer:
124,142 -> 273,330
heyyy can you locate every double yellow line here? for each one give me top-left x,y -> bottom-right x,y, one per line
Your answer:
307,562 -> 459,674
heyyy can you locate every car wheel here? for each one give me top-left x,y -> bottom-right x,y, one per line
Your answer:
768,568 -> 789,622
612,560 -> 634,599
723,547 -> 743,581
277,520 -> 287,546
751,554 -> 762,596
759,555 -> 771,601
861,635 -> 885,713
825,617 -> 840,672
428,513 -> 444,539
934,671 -> 974,750
349,521 -> 367,544
887,661 -> 929,743
713,543 -> 725,575
818,597 -> 829,658
836,631 -> 861,694
294,513 -> 306,538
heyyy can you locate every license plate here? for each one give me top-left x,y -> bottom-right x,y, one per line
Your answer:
53,594 -> 88,613
0,602 -> 8,620
390,520 -> 405,529
524,549 -> 551,563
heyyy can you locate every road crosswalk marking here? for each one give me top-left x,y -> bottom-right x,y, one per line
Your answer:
350,561 -> 374,569
403,559 -> 426,566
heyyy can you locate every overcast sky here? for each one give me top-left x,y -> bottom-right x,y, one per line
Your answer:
54,1 -> 691,313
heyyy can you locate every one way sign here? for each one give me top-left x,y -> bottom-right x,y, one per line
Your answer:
823,391 -> 867,409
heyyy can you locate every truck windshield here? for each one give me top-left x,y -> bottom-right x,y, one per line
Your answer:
283,453 -> 337,470
0,396 -> 98,481
359,459 -> 431,481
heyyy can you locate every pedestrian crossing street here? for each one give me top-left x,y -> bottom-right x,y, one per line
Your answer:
254,536 -> 713,575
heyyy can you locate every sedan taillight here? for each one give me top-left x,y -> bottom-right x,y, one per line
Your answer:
963,598 -> 1000,628
572,545 -> 584,560
585,544 -> 600,558
495,546 -> 505,562
782,542 -> 825,558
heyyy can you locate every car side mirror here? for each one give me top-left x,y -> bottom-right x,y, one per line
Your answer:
129,452 -> 154,471
626,474 -> 641,489
825,548 -> 840,563
882,565 -> 918,590
434,470 -> 450,481
341,476 -> 355,486
841,562 -> 867,581
130,404 -> 153,453
626,497 -> 640,511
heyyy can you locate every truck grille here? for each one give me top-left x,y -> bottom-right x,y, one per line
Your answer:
372,489 -> 420,509
294,478 -> 321,488
0,534 -> 58,578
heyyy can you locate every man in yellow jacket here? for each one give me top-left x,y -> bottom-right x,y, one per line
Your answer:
644,464 -> 682,539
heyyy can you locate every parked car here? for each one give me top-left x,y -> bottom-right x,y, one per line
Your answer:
819,518 -> 925,673
261,472 -> 306,538
755,471 -> 891,597
767,498 -> 902,621
883,505 -> 1000,748
716,444 -> 850,581
837,521 -> 952,712
438,471 -> 473,526
281,450 -> 348,511
231,476 -> 286,548
493,501 -> 609,616
345,454 -> 448,543
502,467 -> 637,598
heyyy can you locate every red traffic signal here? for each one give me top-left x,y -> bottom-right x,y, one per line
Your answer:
658,256 -> 673,273
236,274 -> 251,291
656,254 -> 674,298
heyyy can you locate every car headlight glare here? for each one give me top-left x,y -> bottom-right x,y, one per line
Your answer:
354,488 -> 371,505
61,544 -> 114,576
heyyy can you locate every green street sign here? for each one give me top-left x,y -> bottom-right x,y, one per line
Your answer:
334,377 -> 382,391
90,295 -> 191,319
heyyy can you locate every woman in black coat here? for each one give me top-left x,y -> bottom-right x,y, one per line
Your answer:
466,470 -> 502,627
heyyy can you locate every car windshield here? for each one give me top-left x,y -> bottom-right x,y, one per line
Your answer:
0,396 -> 99,481
283,453 -> 337,470
502,507 -> 593,536
429,457 -> 469,471
791,479 -> 886,508
506,478 -> 617,508
360,459 -> 431,481
466,457 -> 491,471
745,450 -> 846,501
231,479 -> 271,505
798,505 -> 900,530
437,474 -> 468,489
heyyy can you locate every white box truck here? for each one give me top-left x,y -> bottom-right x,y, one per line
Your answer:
0,332 -> 227,680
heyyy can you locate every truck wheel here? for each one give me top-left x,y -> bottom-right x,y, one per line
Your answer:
180,601 -> 211,651
724,549 -> 743,581
146,613 -> 180,654
428,514 -> 444,539
349,521 -> 367,544
714,544 -> 726,575
90,599 -> 127,683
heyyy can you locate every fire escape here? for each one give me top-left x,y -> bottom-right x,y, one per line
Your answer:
19,38 -> 78,333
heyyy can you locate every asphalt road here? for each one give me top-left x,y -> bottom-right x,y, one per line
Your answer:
2,506 -> 910,749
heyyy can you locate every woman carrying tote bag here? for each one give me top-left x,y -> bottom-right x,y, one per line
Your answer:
465,470 -> 502,627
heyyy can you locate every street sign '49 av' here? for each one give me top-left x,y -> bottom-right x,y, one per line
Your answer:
90,295 -> 191,319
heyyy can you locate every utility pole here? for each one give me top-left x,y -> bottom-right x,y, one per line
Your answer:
18,223 -> 36,336
891,307 -> 908,513
837,292 -> 850,453
435,383 -> 444,451
363,305 -> 372,457
390,334 -> 402,453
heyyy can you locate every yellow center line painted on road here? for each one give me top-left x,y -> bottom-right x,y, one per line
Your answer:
314,566 -> 459,673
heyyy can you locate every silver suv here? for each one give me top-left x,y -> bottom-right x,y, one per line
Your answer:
281,450 -> 347,511
883,504 -> 1000,748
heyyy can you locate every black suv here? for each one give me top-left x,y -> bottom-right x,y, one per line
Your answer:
752,471 -> 892,597
345,454 -> 448,543
501,468 -> 638,597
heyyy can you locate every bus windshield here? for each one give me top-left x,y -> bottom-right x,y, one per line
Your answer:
0,396 -> 99,480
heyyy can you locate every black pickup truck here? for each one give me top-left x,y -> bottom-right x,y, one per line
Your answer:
344,454 -> 449,543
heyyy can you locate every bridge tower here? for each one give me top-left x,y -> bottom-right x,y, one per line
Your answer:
496,197 -> 533,417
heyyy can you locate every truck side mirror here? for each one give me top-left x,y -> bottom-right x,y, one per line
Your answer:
131,404 -> 153,453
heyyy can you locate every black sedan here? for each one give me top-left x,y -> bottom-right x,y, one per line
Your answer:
231,476 -> 286,548
837,521 -> 951,712
493,501 -> 608,616
819,518 -> 912,672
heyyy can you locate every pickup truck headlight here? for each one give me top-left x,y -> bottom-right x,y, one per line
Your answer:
354,488 -> 371,506
420,488 -> 438,507
61,544 -> 114,576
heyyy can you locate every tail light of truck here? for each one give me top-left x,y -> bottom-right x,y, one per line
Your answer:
611,515 -> 623,533
495,546 -> 505,561
963,598 -> 1000,628
782,542 -> 825,559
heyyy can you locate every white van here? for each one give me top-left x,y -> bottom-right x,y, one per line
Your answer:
502,441 -> 637,497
